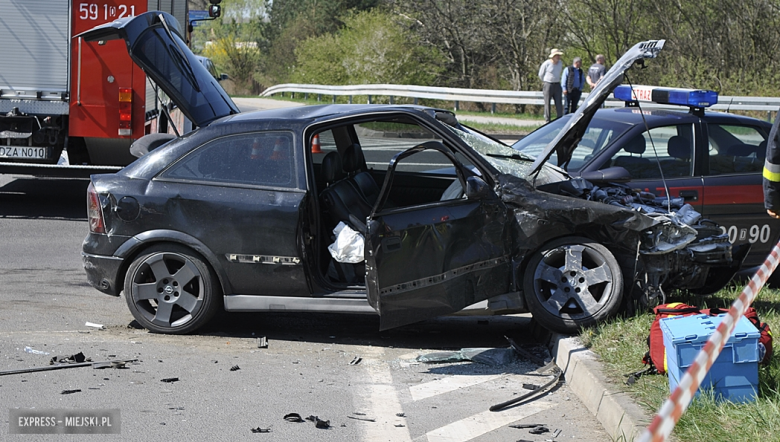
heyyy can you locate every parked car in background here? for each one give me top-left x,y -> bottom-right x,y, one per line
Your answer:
79,13 -> 746,334
512,86 -> 777,277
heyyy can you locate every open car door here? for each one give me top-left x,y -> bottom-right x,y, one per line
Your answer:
76,11 -> 239,128
365,142 -> 514,330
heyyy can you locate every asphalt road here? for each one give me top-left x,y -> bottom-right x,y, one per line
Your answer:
0,101 -> 608,441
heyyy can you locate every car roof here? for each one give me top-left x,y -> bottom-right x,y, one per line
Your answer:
592,107 -> 769,126
208,104 -> 445,129
230,104 -> 437,121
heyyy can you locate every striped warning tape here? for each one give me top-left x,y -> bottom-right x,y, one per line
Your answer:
636,241 -> 780,442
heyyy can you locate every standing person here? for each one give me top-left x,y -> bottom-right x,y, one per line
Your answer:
587,54 -> 607,89
562,57 -> 585,114
764,115 -> 780,219
538,48 -> 564,122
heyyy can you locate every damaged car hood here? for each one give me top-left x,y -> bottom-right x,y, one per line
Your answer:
530,40 -> 666,175
497,173 -> 707,257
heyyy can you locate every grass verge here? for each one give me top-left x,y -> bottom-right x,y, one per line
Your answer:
581,284 -> 780,441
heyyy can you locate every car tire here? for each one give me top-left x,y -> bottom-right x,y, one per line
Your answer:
124,244 -> 221,334
523,236 -> 623,334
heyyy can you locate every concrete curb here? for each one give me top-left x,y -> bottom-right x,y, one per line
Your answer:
549,333 -> 653,441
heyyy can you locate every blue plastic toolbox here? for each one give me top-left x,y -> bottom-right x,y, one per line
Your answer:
660,313 -> 760,402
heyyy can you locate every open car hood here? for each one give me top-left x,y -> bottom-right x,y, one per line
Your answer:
76,11 -> 239,128
529,40 -> 665,175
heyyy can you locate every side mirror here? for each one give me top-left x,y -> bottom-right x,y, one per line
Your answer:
464,176 -> 493,199
219,73 -> 229,81
578,166 -> 631,183
208,5 -> 221,18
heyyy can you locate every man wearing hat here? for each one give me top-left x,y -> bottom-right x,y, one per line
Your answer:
538,48 -> 564,122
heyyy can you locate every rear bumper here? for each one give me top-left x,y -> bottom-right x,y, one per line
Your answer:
82,252 -> 124,296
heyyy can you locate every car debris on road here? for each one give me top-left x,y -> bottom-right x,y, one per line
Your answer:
0,354 -> 137,377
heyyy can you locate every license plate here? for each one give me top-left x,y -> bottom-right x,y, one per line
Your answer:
0,146 -> 47,159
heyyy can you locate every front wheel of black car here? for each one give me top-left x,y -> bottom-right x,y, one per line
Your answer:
124,244 -> 221,334
523,237 -> 623,334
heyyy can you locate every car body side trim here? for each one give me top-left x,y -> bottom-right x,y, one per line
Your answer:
377,256 -> 510,296
223,294 -> 377,314
223,293 -> 527,315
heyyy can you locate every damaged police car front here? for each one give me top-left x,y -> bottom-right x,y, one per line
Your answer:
79,12 -> 745,335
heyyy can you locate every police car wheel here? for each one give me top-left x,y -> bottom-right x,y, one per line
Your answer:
523,237 -> 623,334
124,244 -> 221,334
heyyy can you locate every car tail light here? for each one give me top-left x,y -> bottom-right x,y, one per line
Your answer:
118,87 -> 132,136
87,182 -> 105,234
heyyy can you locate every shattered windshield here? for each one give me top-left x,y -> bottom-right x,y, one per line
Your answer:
444,124 -> 566,184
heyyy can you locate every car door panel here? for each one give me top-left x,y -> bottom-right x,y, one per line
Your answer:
701,122 -> 777,268
366,198 -> 512,330
362,141 -> 512,330
701,179 -> 779,268
630,178 -> 705,212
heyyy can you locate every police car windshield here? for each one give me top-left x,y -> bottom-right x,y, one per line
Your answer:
512,115 -> 631,172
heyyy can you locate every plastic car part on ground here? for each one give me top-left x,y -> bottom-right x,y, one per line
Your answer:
416,347 -> 518,366
0,354 -> 137,377
23,346 -> 49,355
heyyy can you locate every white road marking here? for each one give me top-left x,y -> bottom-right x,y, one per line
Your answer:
409,375 -> 504,401
425,401 -> 555,442
353,346 -> 412,442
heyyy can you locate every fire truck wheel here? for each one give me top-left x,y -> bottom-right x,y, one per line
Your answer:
523,237 -> 623,334
124,244 -> 221,334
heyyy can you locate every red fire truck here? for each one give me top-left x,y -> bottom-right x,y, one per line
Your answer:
0,0 -> 188,176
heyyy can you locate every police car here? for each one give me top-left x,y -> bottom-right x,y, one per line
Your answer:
513,85 -> 777,276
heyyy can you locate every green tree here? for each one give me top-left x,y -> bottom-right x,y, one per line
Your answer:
390,0 -> 496,89
650,0 -> 780,95
484,0 -> 565,92
259,0 -> 381,85
266,0 -> 380,37
191,0 -> 266,94
291,9 -> 444,85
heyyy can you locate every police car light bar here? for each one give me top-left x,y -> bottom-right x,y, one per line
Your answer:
613,85 -> 718,108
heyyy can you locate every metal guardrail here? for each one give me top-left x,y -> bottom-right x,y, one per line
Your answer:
260,83 -> 780,114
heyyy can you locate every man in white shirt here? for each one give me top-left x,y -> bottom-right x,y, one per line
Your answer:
538,48 -> 564,123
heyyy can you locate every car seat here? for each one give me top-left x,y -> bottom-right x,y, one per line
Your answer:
613,136 -> 653,178
662,135 -> 692,177
342,144 -> 382,205
725,143 -> 762,173
319,151 -> 372,234
318,151 -> 368,284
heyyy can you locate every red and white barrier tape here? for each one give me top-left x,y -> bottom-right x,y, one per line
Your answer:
636,241 -> 780,442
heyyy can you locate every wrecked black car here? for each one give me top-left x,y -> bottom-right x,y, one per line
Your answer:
80,12 -> 746,334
